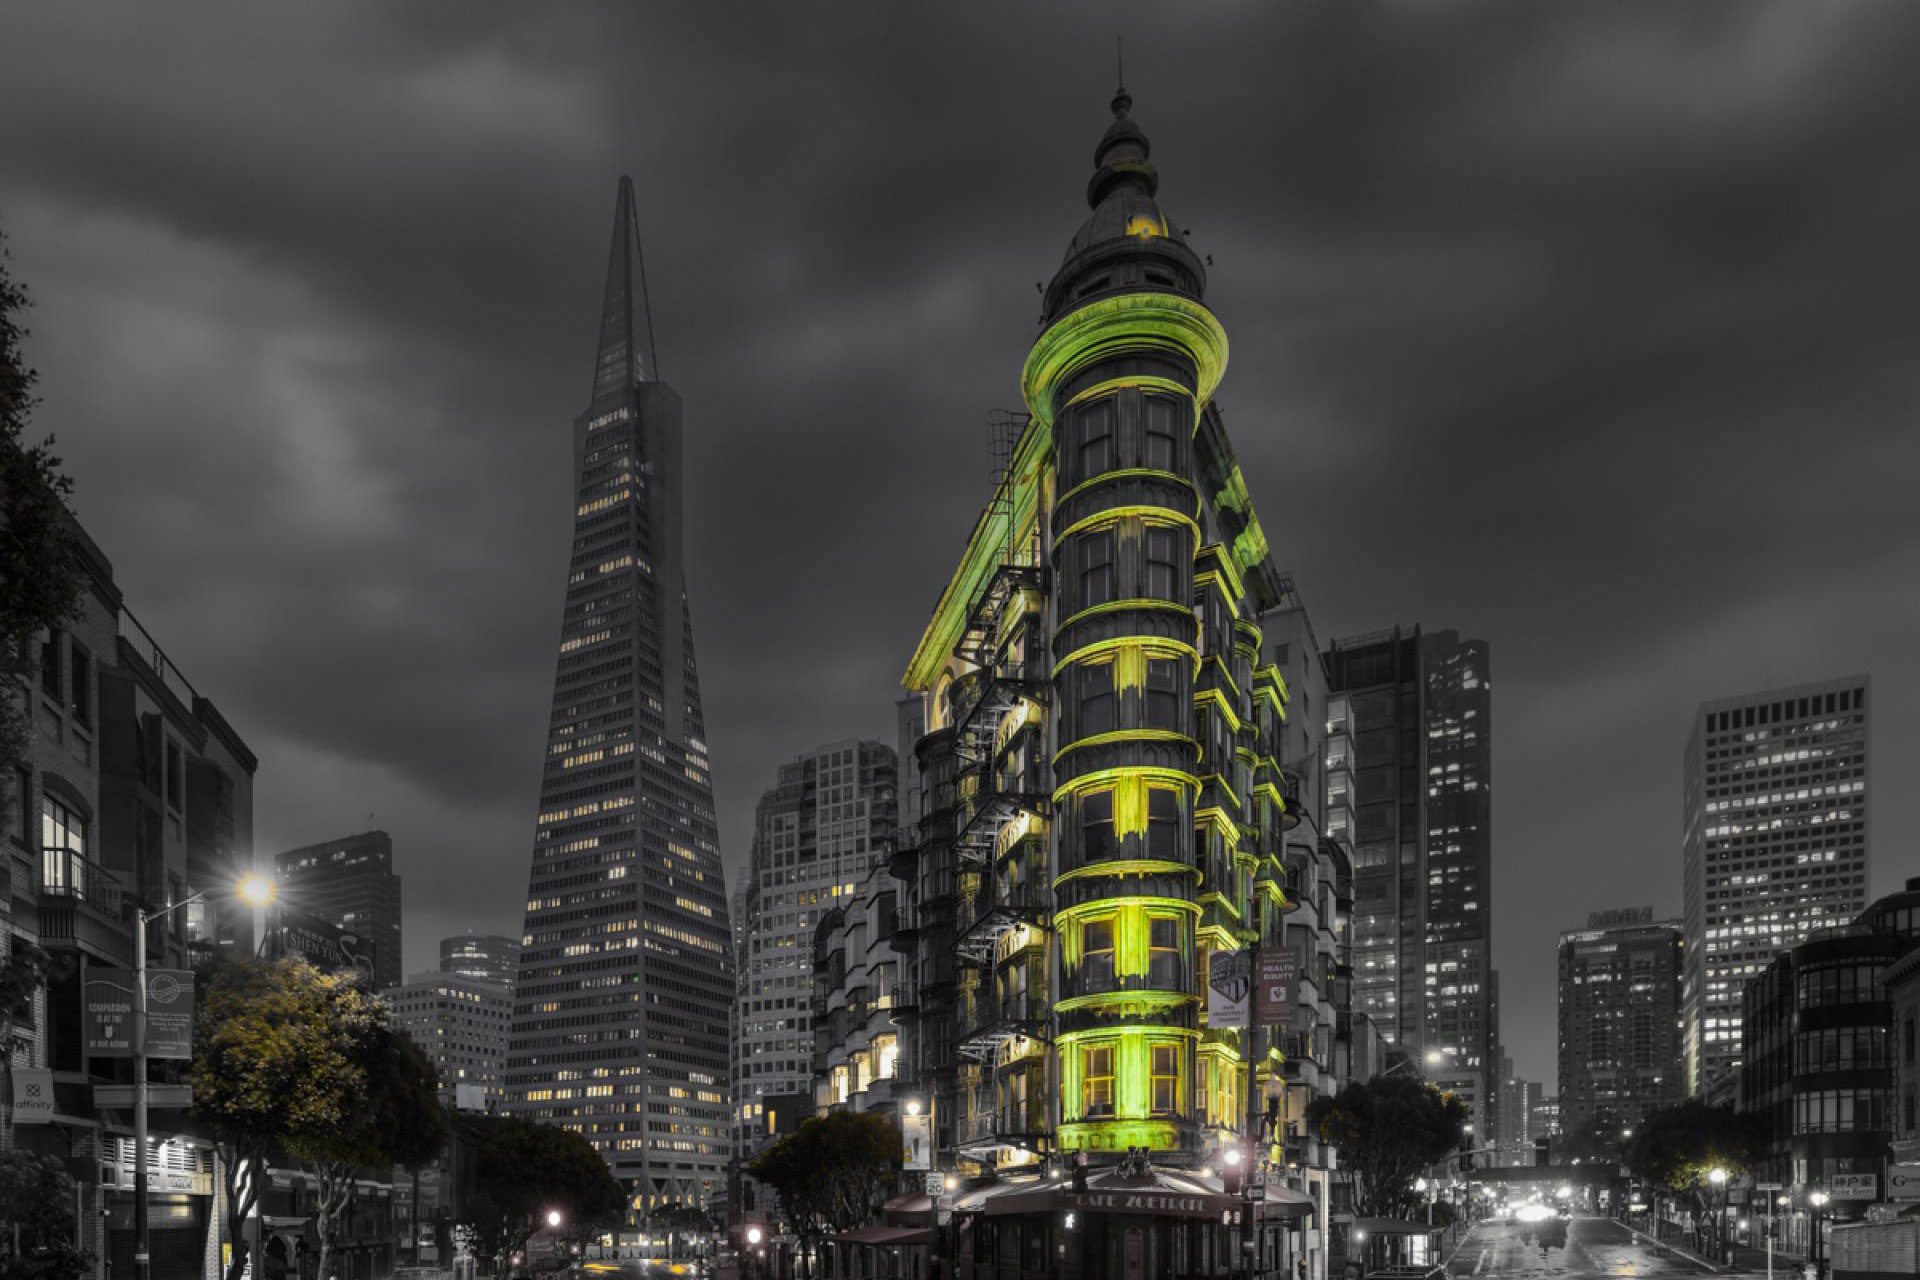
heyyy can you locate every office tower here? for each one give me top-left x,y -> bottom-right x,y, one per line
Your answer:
10,521 -> 256,1275
273,830 -> 403,988
1494,1062 -> 1543,1168
893,84 -> 1298,1175
439,933 -> 520,987
384,969 -> 514,1112
1682,676 -> 1871,1096
503,178 -> 733,1218
1322,628 -> 1496,1132
732,740 -> 897,1155
1557,907 -> 1683,1134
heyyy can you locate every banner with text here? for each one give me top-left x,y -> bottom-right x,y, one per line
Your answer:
1254,948 -> 1298,1027
1207,949 -> 1251,1029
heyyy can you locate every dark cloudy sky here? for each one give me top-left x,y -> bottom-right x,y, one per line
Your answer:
5,2 -> 1917,1091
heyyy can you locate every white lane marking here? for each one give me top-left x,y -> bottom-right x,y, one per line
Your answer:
1474,1247 -> 1490,1275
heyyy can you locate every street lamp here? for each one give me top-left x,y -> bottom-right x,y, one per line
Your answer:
548,1209 -> 563,1229
905,1099 -> 922,1116
1809,1191 -> 1830,1280
134,872 -> 275,1280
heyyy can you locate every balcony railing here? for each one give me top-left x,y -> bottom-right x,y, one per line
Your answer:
40,848 -> 124,913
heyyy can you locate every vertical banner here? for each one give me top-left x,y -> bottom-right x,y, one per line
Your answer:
1254,948 -> 1298,1027
144,969 -> 195,1060
84,969 -> 137,1057
901,1112 -> 932,1171
11,1067 -> 55,1123
1207,949 -> 1251,1029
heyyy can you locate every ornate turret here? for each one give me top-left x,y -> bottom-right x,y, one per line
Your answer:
1042,88 -> 1208,327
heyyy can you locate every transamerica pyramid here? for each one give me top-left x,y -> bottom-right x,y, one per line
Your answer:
505,177 -> 734,1220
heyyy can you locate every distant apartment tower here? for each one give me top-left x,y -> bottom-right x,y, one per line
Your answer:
504,178 -> 734,1217
1558,907 -> 1682,1133
1495,1063 -> 1543,1168
1682,676 -> 1871,1096
440,932 -> 520,987
384,969 -> 514,1112
274,830 -> 403,988
733,740 -> 897,1156
1323,627 -> 1497,1132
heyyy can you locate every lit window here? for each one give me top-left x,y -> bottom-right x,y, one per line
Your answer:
1150,1044 -> 1179,1116
1084,1046 -> 1114,1118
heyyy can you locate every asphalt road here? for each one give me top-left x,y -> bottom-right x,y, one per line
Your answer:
1447,1215 -> 1742,1279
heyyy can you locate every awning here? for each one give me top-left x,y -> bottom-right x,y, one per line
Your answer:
1259,1185 -> 1318,1220
1351,1217 -> 1443,1236
830,1226 -> 937,1246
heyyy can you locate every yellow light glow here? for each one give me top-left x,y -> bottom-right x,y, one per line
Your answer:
236,874 -> 277,907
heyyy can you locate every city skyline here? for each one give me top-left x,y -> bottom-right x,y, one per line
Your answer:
4,3 -> 1918,1093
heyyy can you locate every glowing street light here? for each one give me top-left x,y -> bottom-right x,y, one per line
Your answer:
1424,1050 -> 1443,1065
746,1226 -> 764,1246
904,1099 -> 922,1116
236,872 -> 278,906
1708,1169 -> 1728,1187
1223,1148 -> 1244,1167
547,1209 -> 563,1228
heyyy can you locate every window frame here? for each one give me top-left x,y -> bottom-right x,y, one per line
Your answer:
1149,1043 -> 1180,1117
1083,1045 -> 1115,1118
1082,916 -> 1117,991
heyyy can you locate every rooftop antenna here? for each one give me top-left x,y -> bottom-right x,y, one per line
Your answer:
1116,36 -> 1125,92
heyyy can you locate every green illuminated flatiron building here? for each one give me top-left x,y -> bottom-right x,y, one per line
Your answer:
894,86 -> 1301,1170
504,177 -> 734,1218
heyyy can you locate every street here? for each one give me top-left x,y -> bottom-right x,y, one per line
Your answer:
1447,1215 -> 1763,1280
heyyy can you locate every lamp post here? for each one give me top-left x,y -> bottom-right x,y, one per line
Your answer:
133,872 -> 276,1280
1707,1169 -> 1728,1262
1808,1191 -> 1828,1280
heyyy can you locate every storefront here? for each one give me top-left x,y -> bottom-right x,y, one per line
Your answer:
947,1167 -> 1315,1280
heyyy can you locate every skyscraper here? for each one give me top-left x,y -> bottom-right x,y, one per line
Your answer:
1682,676 -> 1871,1096
732,740 -> 897,1156
273,830 -> 404,988
1322,628 -> 1496,1133
1557,907 -> 1682,1134
504,178 -> 734,1217
439,932 -> 521,987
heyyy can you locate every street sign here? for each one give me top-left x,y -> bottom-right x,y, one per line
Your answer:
94,1083 -> 194,1109
11,1067 -> 55,1124
1254,948 -> 1298,1026
1209,949 -> 1251,1029
1886,1165 -> 1920,1202
1829,1174 -> 1877,1201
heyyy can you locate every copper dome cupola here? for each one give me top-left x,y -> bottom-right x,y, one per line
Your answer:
1041,86 -> 1208,327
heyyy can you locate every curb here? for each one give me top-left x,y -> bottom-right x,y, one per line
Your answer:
1622,1220 -> 1726,1273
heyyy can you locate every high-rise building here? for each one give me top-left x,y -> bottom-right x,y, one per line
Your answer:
732,740 -> 897,1155
1322,628 -> 1496,1134
503,178 -> 734,1218
1682,676 -> 1871,1096
439,932 -> 520,987
274,830 -> 403,989
384,970 -> 514,1112
1493,1060 -> 1543,1168
893,84 -> 1299,1194
1557,907 -> 1682,1134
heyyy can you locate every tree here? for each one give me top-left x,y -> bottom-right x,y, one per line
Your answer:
1,222 -> 82,783
0,941 -> 50,1144
463,1116 -> 626,1272
1304,1075 -> 1472,1219
192,959 -> 389,1280
0,1150 -> 91,1280
748,1111 -> 901,1275
646,1201 -> 715,1260
1624,1100 -> 1763,1260
287,1024 -> 448,1280
1558,1112 -> 1628,1166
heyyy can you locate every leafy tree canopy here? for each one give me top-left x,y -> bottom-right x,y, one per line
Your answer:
1624,1100 -> 1763,1195
466,1116 -> 627,1264
0,1150 -> 91,1280
748,1109 -> 901,1258
1304,1075 -> 1472,1219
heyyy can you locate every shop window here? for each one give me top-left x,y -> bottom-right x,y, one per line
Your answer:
1083,1045 -> 1114,1118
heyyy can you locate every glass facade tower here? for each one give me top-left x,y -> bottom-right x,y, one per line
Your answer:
505,177 -> 734,1217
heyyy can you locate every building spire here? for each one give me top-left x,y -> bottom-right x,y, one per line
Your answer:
591,175 -> 659,400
